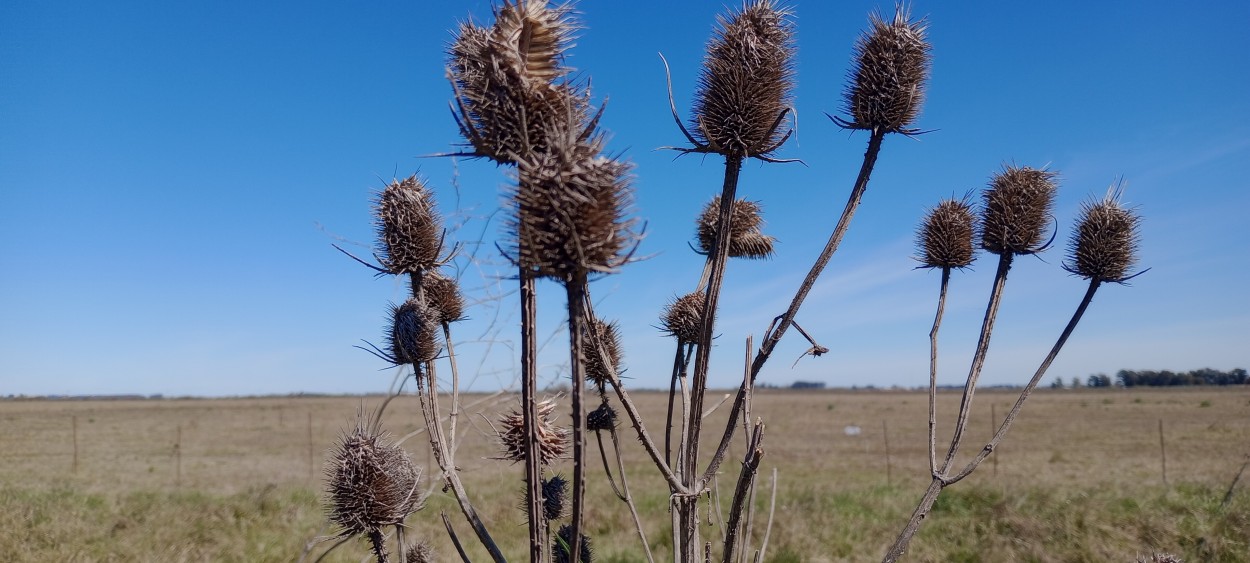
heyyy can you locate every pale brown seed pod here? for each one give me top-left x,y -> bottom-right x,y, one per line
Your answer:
1064,187 -> 1141,283
697,196 -> 775,259
497,399 -> 569,465
422,270 -> 466,323
841,5 -> 931,133
980,166 -> 1058,256
387,297 -> 443,365
324,423 -> 422,538
583,319 -> 622,387
691,0 -> 795,158
661,292 -> 704,343
375,175 -> 441,275
917,197 -> 976,269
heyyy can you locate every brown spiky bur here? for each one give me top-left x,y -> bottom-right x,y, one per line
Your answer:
661,292 -> 704,343
422,270 -> 466,322
1064,188 -> 1141,283
691,0 -> 795,158
553,523 -> 593,563
376,175 -> 441,275
697,196 -> 776,259
387,297 -> 443,365
841,5 -> 930,134
498,399 -> 569,465
404,541 -> 436,563
324,422 -> 423,539
583,319 -> 622,388
447,4 -> 591,164
917,197 -> 977,269
510,149 -> 635,281
980,166 -> 1058,256
586,401 -> 618,432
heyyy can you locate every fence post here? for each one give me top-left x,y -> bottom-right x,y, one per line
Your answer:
1158,419 -> 1168,487
72,415 -> 79,474
307,411 -> 314,479
175,424 -> 182,487
882,419 -> 892,487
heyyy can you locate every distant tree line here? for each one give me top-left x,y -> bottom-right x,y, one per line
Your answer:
1115,368 -> 1247,387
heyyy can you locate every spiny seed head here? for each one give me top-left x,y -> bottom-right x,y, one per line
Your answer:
448,5 -> 591,164
697,196 -> 775,259
387,297 -> 443,365
583,319 -> 622,388
422,271 -> 465,322
536,474 -> 568,521
661,292 -> 705,343
586,401 -> 618,432
405,541 -> 435,563
376,175 -> 441,275
980,165 -> 1058,256
509,149 -> 635,282
691,0 -> 795,158
497,399 -> 569,465
324,422 -> 422,538
1064,188 -> 1141,283
917,197 -> 977,269
553,524 -> 593,563
842,5 -> 931,133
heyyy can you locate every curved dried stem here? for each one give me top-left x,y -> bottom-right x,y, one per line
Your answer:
659,52 -> 708,151
928,268 -> 951,475
722,421 -> 765,563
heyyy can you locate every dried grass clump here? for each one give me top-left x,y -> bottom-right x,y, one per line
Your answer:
1064,188 -> 1141,283
387,297 -> 443,365
583,320 -> 622,387
553,523 -> 593,563
661,292 -> 705,343
697,196 -> 775,259
1137,554 -> 1183,563
324,423 -> 422,539
691,0 -> 795,158
917,197 -> 976,269
498,399 -> 569,465
422,270 -> 465,322
375,175 -> 441,275
980,165 -> 1057,256
841,5 -> 930,133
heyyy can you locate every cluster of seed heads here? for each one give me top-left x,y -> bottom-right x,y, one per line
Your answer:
980,165 -> 1058,256
498,399 -> 569,465
842,6 -> 930,133
553,523 -> 593,563
691,0 -> 795,158
325,423 -> 422,539
375,176 -> 442,275
917,197 -> 976,269
583,319 -> 623,388
697,196 -> 775,259
1064,188 -> 1140,283
661,292 -> 705,343
386,297 -> 443,365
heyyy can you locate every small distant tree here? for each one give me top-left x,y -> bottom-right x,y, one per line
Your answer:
1049,377 -> 1064,389
1086,373 -> 1112,388
1071,377 -> 1083,388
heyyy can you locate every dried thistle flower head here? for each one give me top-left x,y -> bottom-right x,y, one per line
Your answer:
553,523 -> 593,563
376,175 -> 441,275
524,473 -> 568,521
661,292 -> 705,343
324,421 -> 422,538
387,297 -> 443,365
1064,186 -> 1141,283
405,541 -> 436,563
917,197 -> 976,269
448,5 -> 591,164
422,270 -> 466,322
510,148 -> 635,281
841,5 -> 931,133
583,319 -> 622,388
586,401 -> 618,432
980,165 -> 1058,256
697,196 -> 775,259
691,0 -> 795,158
497,399 -> 569,465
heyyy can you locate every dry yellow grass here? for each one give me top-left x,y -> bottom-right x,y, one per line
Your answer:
2,387 -> 1247,562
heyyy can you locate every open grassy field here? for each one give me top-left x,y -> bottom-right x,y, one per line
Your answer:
3,387 -> 1247,562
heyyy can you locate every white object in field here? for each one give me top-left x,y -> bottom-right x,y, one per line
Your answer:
843,425 -> 862,436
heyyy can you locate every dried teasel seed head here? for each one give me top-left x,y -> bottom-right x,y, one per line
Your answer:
510,149 -> 635,281
324,421 -> 422,538
529,474 -> 568,521
497,399 -> 569,465
1064,186 -> 1141,283
980,165 -> 1058,256
422,270 -> 465,322
697,196 -> 775,259
490,0 -> 576,84
691,0 -> 796,158
583,319 -> 622,388
387,297 -> 443,365
586,401 -> 618,432
404,541 -> 436,563
842,5 -> 931,134
553,524 -> 594,563
376,175 -> 442,275
661,292 -> 705,343
917,197 -> 977,269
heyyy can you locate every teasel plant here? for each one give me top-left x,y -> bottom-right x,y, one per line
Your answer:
882,178 -> 1145,562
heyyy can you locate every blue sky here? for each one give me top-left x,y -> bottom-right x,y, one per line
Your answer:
2,1 -> 1247,396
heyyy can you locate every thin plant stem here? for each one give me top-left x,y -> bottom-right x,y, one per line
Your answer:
368,528 -> 389,563
666,343 -> 686,467
441,512 -> 472,563
752,468 -> 778,563
881,477 -> 944,563
566,277 -> 590,563
605,426 -> 657,563
928,268 -> 951,476
396,524 -> 406,563
722,421 -> 765,563
520,272 -> 546,563
443,323 -> 462,462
